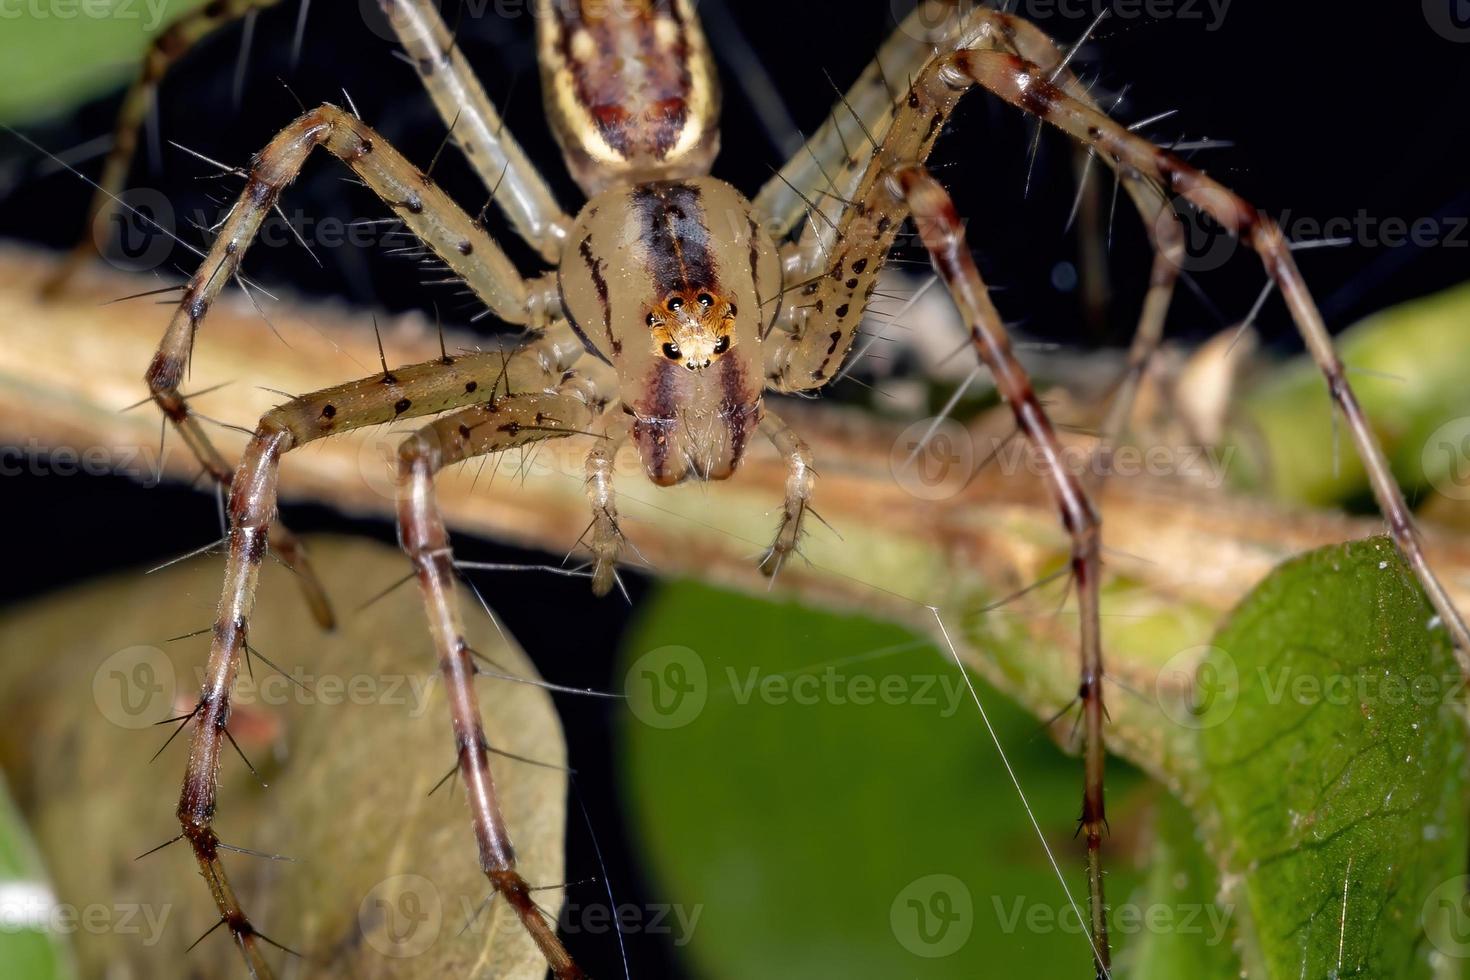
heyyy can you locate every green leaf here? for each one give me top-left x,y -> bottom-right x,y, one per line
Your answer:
1116,792 -> 1236,978
1196,537 -> 1468,978
0,0 -> 212,124
1237,282 -> 1470,508
0,779 -> 73,980
0,537 -> 566,979
618,581 -> 1143,978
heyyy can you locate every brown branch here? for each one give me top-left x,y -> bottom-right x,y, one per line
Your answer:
4,243 -> 1467,784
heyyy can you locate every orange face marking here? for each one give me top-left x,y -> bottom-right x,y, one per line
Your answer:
645,287 -> 737,371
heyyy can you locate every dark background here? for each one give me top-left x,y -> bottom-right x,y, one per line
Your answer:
2,1 -> 1468,975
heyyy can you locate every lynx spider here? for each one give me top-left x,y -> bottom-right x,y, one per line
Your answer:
58,0 -> 1470,976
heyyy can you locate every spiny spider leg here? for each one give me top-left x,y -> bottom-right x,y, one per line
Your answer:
891,164 -> 1110,976
584,413 -> 631,596
382,0 -> 573,260
397,379 -> 608,980
957,48 -> 1470,661
970,9 -> 1185,473
178,339 -> 586,978
141,103 -> 552,627
41,0 -> 286,295
752,0 -> 949,244
760,3 -> 1183,454
143,102 -> 592,978
757,409 -> 816,577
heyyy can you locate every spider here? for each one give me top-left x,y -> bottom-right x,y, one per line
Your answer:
54,0 -> 1470,977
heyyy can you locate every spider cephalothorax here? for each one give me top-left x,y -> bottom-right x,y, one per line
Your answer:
560,176 -> 779,485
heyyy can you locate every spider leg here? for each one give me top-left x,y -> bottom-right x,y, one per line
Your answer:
397,382 -> 605,980
971,10 -> 1186,476
181,347 -> 563,969
583,411 -> 630,596
144,103 -> 584,978
959,48 -> 1470,661
890,164 -> 1111,978
42,0 -> 286,296
753,0 -> 962,246
142,104 -> 550,628
383,0 -> 572,261
758,4 -> 1184,450
177,341 -> 580,979
757,409 -> 815,579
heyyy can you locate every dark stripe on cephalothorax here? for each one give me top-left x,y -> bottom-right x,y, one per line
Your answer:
633,359 -> 683,481
577,234 -> 621,357
632,182 -> 718,295
718,354 -> 754,469
552,0 -> 693,161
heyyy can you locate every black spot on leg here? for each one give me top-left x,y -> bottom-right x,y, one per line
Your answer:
244,177 -> 274,208
457,240 -> 474,256
845,277 -> 859,290
1071,554 -> 1090,590
835,303 -> 849,319
394,397 -> 412,415
464,380 -> 478,394
188,294 -> 210,323
244,530 -> 268,565
851,258 -> 868,275
1016,78 -> 1062,119
458,424 -> 472,441
320,404 -> 336,420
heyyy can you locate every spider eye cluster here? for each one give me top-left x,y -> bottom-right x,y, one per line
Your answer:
647,290 -> 738,368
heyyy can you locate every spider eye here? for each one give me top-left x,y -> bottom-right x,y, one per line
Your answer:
662,342 -> 682,360
645,312 -> 657,327
697,292 -> 713,308
712,335 -> 730,355
667,297 -> 684,312
726,304 -> 737,318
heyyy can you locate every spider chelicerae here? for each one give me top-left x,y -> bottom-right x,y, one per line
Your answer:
46,1 -> 1470,977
